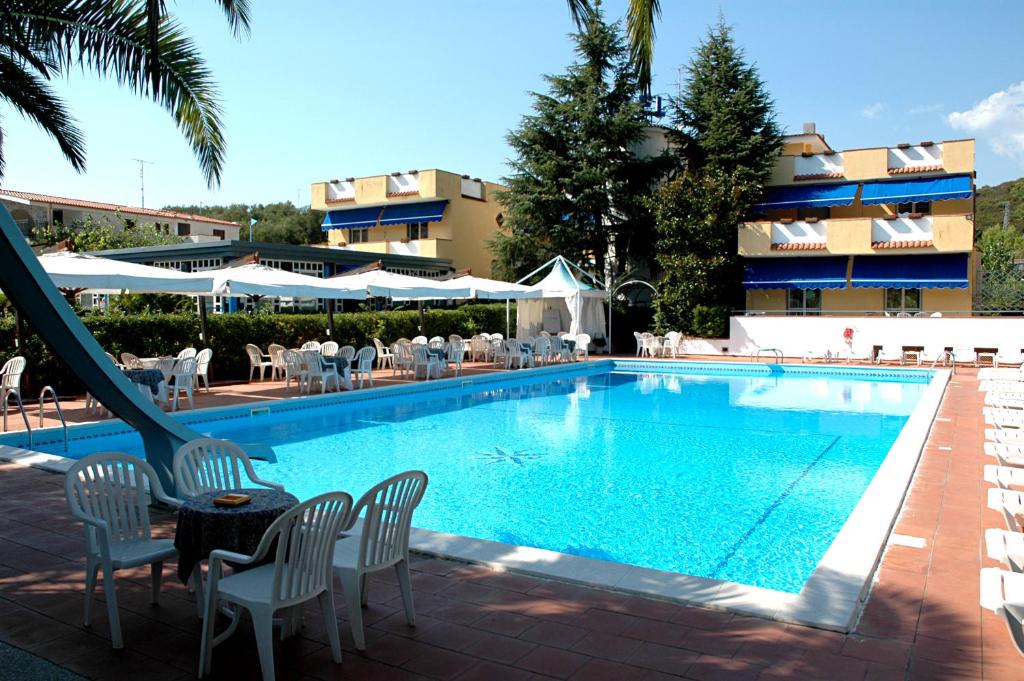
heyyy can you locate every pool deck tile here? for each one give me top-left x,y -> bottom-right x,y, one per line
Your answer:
0,360 -> 1019,679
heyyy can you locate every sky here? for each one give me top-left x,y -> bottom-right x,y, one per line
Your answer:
3,0 -> 1024,210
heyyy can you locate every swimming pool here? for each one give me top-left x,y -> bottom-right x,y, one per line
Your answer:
17,360 -> 936,598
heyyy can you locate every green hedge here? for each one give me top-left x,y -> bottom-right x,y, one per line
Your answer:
0,303 -> 512,395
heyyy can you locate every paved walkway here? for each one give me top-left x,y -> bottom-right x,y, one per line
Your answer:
0,364 -> 1016,680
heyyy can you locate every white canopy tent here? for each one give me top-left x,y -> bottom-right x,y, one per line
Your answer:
212,263 -> 364,300
514,256 -> 608,344
392,274 -> 543,302
38,251 -> 215,294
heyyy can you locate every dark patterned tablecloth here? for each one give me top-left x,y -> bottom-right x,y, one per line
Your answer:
174,488 -> 298,583
322,356 -> 349,371
122,368 -> 165,396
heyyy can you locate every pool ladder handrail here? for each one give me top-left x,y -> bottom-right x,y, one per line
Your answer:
2,389 -> 32,448
37,385 -> 68,451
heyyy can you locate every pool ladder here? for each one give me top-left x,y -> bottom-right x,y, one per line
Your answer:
2,385 -> 68,451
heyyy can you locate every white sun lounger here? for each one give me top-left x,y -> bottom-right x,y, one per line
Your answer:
986,464 -> 1024,490
980,567 -> 1024,654
985,408 -> 1024,429
989,429 -> 1024,446
982,380 -> 1024,394
986,529 -> 1024,572
986,442 -> 1024,467
987,393 -> 1024,409
988,488 -> 1024,532
980,367 -> 1024,381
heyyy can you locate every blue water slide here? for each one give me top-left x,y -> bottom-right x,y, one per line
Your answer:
0,205 -> 199,492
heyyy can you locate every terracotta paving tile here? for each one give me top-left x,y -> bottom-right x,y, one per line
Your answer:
460,631 -> 536,665
568,657 -> 651,681
520,620 -> 588,649
683,653 -> 762,681
516,645 -> 591,679
456,660 -> 536,681
472,611 -> 537,638
569,629 -> 644,662
628,641 -> 699,675
399,640 -> 477,680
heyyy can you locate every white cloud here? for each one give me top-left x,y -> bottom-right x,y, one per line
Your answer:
948,82 -> 1024,160
861,102 -> 884,120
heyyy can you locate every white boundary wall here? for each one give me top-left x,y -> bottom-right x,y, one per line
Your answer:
716,316 -> 1024,357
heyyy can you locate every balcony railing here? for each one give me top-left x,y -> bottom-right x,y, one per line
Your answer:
871,216 -> 933,248
888,143 -> 943,174
771,220 -> 827,250
794,153 -> 843,181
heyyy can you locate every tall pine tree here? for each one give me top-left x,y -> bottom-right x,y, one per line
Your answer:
491,6 -> 668,281
654,19 -> 781,333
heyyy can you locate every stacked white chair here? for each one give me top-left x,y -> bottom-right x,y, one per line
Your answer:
200,492 -> 353,681
65,453 -> 179,649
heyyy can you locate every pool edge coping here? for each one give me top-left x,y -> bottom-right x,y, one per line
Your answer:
0,359 -> 947,632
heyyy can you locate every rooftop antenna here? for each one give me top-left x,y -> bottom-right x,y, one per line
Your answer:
132,158 -> 154,207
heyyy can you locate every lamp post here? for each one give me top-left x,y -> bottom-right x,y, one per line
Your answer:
606,279 -> 658,355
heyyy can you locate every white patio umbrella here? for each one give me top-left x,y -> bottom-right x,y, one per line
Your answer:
329,269 -> 471,299
38,251 -> 214,294
212,263 -> 364,300
396,275 -> 543,301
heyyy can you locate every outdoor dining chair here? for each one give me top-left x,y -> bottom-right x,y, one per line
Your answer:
282,350 -> 307,392
333,471 -> 428,650
300,340 -> 321,351
195,348 -> 213,392
339,345 -> 356,362
411,344 -> 442,380
319,341 -> 339,357
177,347 -> 198,360
353,346 -> 376,388
246,344 -> 273,382
446,341 -> 464,376
574,334 -> 592,361
304,351 -> 340,393
173,438 -> 285,499
372,338 -> 393,369
199,492 -> 353,681
120,352 -> 144,370
168,357 -> 198,410
267,344 -> 287,380
0,356 -> 26,406
65,453 -> 179,649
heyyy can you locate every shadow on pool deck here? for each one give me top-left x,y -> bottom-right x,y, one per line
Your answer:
0,367 -> 1015,680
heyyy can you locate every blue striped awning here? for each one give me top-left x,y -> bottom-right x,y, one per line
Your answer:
379,200 -> 449,226
753,183 -> 859,212
742,256 -> 849,290
860,175 -> 973,206
851,253 -> 970,289
321,206 -> 382,231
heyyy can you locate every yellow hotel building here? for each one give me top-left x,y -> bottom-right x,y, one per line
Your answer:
311,169 -> 505,277
738,125 -> 976,315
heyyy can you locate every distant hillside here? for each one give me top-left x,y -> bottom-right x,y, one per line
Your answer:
976,177 -> 1024,233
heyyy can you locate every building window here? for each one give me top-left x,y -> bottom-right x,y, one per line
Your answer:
212,229 -> 225,239
52,209 -> 64,225
348,228 -> 369,243
177,222 -> 191,236
787,288 -> 822,316
796,206 -> 830,221
885,288 -> 921,314
896,201 -> 931,216
407,222 -> 429,240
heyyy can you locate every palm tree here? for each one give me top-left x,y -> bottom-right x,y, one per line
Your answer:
567,0 -> 661,94
0,0 -> 250,188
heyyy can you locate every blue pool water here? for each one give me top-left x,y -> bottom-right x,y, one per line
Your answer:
35,364 -> 930,592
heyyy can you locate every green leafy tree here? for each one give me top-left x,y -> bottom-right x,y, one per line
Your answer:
0,0 -> 250,185
977,228 -> 1024,312
31,215 -> 184,251
654,19 -> 781,332
492,7 -> 669,281
165,202 -> 325,245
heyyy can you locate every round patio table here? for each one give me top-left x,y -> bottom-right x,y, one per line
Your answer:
174,488 -> 298,583
122,368 -> 164,396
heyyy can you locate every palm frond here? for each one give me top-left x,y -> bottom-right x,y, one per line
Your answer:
0,52 -> 85,175
7,1 -> 227,186
626,0 -> 660,93
566,0 -> 593,28
214,0 -> 251,38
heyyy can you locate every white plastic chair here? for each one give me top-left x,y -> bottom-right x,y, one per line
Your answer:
282,350 -> 307,392
0,356 -> 26,405
470,335 -> 490,362
333,471 -> 428,650
953,346 -> 978,368
173,438 -> 284,499
339,345 -> 356,362
353,346 -> 376,388
194,348 -> 213,393
372,339 -> 393,369
491,338 -> 508,367
633,331 -> 644,357
177,347 -> 198,360
246,344 -> 272,382
300,340 -> 321,351
168,357 -> 197,410
574,334 -> 592,361
200,492 -> 353,681
663,331 -> 682,358
491,333 -> 503,341
533,336 -> 552,366
120,352 -> 144,370
65,453 -> 179,649
391,343 -> 413,378
304,351 -> 340,393
267,344 -> 287,380
446,341 -> 464,376
980,567 -> 1024,656
505,339 -> 534,369
320,341 -> 339,357
872,345 -> 903,364
428,336 -> 444,344
411,336 -> 428,345
411,344 -> 442,380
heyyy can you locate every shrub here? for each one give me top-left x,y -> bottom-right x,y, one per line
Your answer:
689,304 -> 729,338
0,303 -> 512,395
